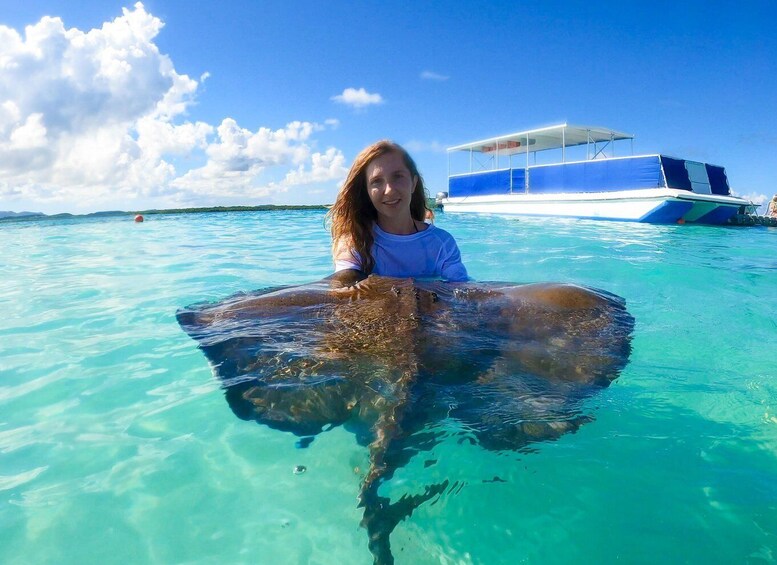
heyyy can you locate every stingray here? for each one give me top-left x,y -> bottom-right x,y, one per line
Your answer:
176,270 -> 634,564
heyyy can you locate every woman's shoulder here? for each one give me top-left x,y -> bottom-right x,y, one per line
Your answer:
422,223 -> 457,241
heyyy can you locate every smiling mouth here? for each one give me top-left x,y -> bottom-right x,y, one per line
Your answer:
383,199 -> 401,205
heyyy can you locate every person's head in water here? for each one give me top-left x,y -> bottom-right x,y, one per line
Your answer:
328,141 -> 431,273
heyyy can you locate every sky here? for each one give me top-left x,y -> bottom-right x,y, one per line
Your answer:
0,0 -> 775,214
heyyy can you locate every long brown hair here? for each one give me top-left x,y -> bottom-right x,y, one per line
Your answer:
327,140 -> 430,274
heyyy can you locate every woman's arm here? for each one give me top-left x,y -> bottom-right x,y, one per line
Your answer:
438,233 -> 469,282
333,236 -> 361,272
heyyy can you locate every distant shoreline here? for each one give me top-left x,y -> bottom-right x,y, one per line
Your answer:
1,200 -> 441,223
134,204 -> 330,216
0,204 -> 331,223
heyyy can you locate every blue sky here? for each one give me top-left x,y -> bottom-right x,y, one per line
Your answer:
1,0 -> 775,214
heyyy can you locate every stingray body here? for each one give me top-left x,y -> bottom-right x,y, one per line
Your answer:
177,271 -> 634,564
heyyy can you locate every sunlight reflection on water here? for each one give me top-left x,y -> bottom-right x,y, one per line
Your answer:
0,210 -> 776,564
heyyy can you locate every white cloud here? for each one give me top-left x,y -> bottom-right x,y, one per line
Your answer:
170,119 -> 331,198
736,191 -> 765,202
403,139 -> 447,153
420,70 -> 449,81
135,116 -> 213,160
731,190 -> 771,214
0,3 -> 348,212
281,147 -> 348,186
0,101 -> 21,132
10,113 -> 47,149
331,87 -> 383,109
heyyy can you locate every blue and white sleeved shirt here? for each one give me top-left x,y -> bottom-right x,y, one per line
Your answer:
334,223 -> 468,281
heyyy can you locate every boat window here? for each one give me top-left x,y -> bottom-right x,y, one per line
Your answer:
660,157 -> 692,191
685,161 -> 711,195
705,164 -> 730,196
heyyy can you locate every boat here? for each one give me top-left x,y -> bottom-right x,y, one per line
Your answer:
439,124 -> 752,224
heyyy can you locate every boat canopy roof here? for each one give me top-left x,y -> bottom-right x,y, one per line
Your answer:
447,123 -> 634,156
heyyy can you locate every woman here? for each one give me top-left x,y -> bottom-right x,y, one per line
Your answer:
767,195 -> 777,218
328,141 -> 468,281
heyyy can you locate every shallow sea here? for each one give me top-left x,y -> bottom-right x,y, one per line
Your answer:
1,209 -> 776,564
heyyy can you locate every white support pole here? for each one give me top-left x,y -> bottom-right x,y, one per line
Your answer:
562,126 -> 566,163
526,134 -> 529,169
586,129 -> 591,160
509,153 -> 512,193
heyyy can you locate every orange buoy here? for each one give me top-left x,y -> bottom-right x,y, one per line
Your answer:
134,214 -> 144,222
677,218 -> 685,225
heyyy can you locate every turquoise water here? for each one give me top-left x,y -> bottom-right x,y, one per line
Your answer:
1,210 -> 776,564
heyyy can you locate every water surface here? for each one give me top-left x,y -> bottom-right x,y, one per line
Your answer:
1,210 -> 775,563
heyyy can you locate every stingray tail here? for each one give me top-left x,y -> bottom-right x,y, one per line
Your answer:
357,364 -> 424,564
358,402 -> 401,564
359,478 -> 450,565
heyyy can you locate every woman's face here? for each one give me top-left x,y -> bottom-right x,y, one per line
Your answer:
364,151 -> 418,223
